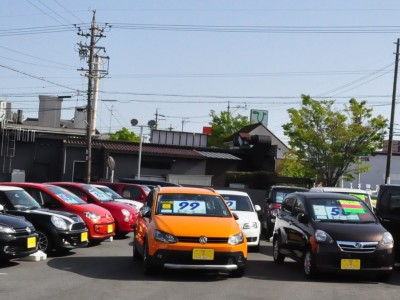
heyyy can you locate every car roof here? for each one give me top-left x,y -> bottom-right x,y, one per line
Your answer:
270,185 -> 309,190
215,190 -> 249,196
309,187 -> 369,194
157,186 -> 218,195
0,185 -> 24,191
291,191 -> 363,201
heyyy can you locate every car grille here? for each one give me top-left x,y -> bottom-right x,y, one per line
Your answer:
14,226 -> 36,237
71,222 -> 87,231
176,236 -> 228,243
336,241 -> 378,253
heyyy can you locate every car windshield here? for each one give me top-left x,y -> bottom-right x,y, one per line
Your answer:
96,186 -> 124,200
4,190 -> 42,209
156,193 -> 231,217
83,185 -> 114,202
310,198 -> 376,223
47,186 -> 87,205
220,194 -> 253,212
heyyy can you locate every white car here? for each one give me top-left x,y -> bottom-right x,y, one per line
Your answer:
91,184 -> 144,210
216,190 -> 261,251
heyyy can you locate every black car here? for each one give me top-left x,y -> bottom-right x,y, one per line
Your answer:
272,192 -> 394,281
0,204 -> 38,261
262,185 -> 309,240
375,184 -> 400,262
0,186 -> 88,254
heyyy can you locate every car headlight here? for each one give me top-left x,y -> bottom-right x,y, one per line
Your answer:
154,229 -> 177,244
314,229 -> 333,243
381,231 -> 394,245
51,216 -> 68,230
0,225 -> 16,234
228,232 -> 244,245
121,209 -> 131,217
243,222 -> 258,229
83,211 -> 101,221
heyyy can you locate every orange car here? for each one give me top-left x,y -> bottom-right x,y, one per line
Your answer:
132,186 -> 247,277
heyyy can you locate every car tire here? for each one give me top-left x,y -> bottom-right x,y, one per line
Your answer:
132,233 -> 141,261
230,267 -> 246,278
36,230 -> 52,253
304,249 -> 318,279
143,241 -> 158,275
272,236 -> 285,263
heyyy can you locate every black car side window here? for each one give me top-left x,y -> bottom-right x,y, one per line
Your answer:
389,190 -> 400,214
282,197 -> 296,214
294,199 -> 305,215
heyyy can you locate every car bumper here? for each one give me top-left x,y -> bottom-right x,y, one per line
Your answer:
242,228 -> 260,247
0,234 -> 38,259
149,249 -> 247,271
89,222 -> 115,241
315,243 -> 394,273
55,230 -> 89,249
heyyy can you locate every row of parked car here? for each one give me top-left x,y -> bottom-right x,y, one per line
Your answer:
0,181 -> 154,261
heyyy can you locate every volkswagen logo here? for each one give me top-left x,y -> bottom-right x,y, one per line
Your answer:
26,227 -> 31,234
355,242 -> 363,248
199,236 -> 207,244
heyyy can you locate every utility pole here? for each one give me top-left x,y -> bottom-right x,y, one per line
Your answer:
385,38 -> 400,184
154,108 -> 165,130
77,11 -> 110,183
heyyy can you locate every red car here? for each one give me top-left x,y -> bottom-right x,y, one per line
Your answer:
49,182 -> 138,236
0,182 -> 115,243
95,182 -> 150,203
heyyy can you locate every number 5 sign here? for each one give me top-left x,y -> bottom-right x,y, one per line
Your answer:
250,109 -> 268,127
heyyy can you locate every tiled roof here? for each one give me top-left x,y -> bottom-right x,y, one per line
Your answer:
195,150 -> 241,160
65,138 -> 212,159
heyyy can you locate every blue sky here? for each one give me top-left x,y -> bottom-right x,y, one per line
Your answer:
1,1 -> 399,143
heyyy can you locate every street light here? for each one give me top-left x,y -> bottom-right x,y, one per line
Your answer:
131,119 -> 156,179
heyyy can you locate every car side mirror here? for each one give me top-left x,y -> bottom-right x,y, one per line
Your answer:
0,204 -> 4,212
297,213 -> 309,224
265,198 -> 271,204
80,195 -> 88,202
232,212 -> 239,220
140,206 -> 151,218
254,205 -> 261,212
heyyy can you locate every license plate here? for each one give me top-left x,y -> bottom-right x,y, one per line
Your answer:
81,232 -> 88,242
107,224 -> 113,233
192,248 -> 214,260
341,259 -> 361,270
27,237 -> 36,249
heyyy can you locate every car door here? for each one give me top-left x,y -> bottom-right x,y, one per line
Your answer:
287,197 -> 309,259
135,189 -> 156,255
277,197 -> 296,248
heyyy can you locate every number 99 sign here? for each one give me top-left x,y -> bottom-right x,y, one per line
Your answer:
174,200 -> 206,214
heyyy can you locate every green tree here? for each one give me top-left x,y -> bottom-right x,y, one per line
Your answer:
282,95 -> 387,186
108,127 -> 140,142
208,110 -> 249,148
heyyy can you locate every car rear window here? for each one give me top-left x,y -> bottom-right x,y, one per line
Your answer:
310,198 -> 375,223
156,193 -> 231,217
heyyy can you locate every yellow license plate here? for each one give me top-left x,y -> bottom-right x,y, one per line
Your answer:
107,224 -> 113,233
192,248 -> 214,260
27,237 -> 36,249
81,232 -> 88,242
341,259 -> 361,270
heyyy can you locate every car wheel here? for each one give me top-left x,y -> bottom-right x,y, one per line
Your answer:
36,230 -> 52,253
272,237 -> 285,263
132,233 -> 141,261
143,241 -> 158,275
304,250 -> 318,279
230,267 -> 246,278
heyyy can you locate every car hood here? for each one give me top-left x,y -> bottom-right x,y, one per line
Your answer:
315,222 -> 386,242
154,215 -> 240,237
0,213 -> 32,228
68,203 -> 112,216
15,208 -> 83,223
232,211 -> 260,226
115,199 -> 144,210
